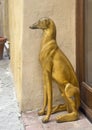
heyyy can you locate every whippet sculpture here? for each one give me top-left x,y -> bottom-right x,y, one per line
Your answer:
29,18 -> 80,123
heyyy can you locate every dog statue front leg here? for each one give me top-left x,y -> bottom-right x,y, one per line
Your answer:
42,71 -> 52,123
38,86 -> 47,116
38,74 -> 47,116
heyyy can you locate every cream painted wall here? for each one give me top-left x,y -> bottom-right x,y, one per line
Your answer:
0,0 -> 4,36
22,0 -> 76,111
3,0 -> 9,38
0,0 -> 8,37
6,0 -> 76,111
8,0 -> 23,108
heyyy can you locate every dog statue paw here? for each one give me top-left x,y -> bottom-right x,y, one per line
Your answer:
38,109 -> 46,116
42,116 -> 49,123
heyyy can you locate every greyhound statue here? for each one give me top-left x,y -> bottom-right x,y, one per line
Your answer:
29,17 -> 80,123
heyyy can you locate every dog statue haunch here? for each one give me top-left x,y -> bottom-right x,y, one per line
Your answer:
29,18 -> 80,123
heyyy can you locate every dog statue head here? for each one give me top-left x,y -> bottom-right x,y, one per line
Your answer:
29,17 -> 56,31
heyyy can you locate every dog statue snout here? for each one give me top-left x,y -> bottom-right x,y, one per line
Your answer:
29,23 -> 38,29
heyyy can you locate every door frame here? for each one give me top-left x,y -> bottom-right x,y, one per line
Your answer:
76,0 -> 84,83
76,0 -> 92,122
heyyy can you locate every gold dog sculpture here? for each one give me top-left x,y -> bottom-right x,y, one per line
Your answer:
29,18 -> 80,123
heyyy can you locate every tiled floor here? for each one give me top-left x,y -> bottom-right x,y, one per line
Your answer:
22,110 -> 92,130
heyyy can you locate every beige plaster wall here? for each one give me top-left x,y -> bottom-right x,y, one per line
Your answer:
8,0 -> 23,108
22,0 -> 76,111
0,0 -> 8,37
3,0 -> 9,38
7,0 -> 76,111
0,0 -> 4,36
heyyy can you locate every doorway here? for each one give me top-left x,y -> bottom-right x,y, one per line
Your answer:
76,0 -> 92,122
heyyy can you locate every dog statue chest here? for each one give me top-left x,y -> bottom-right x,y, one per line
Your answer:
39,45 -> 53,70
39,40 -> 57,68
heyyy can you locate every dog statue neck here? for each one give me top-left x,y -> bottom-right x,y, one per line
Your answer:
41,23 -> 56,48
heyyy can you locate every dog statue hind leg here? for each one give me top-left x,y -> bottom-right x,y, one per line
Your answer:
56,83 -> 80,123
